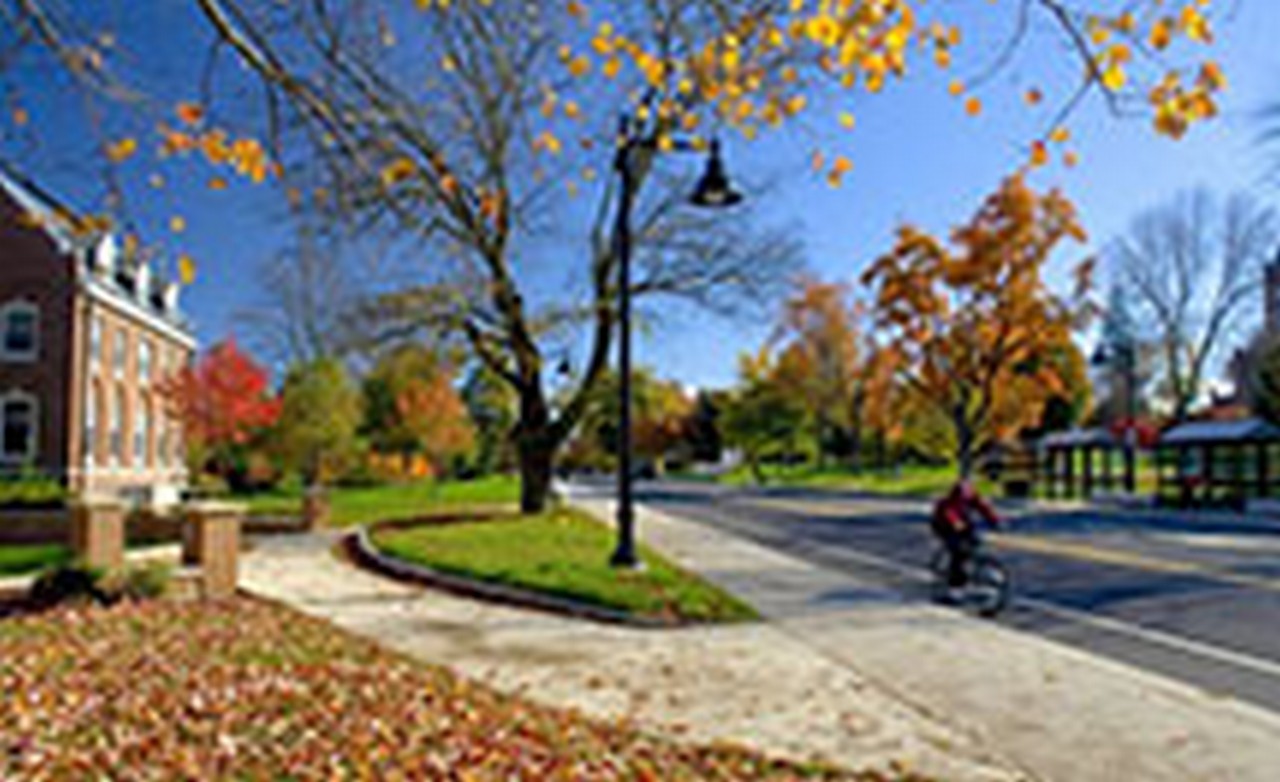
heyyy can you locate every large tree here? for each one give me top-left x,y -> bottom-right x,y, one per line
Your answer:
0,0 -> 1233,511
862,174 -> 1091,477
162,339 -> 281,483
1107,190 -> 1276,421
363,345 -> 475,477
274,358 -> 363,487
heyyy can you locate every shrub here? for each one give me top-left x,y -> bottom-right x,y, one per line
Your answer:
105,562 -> 172,602
0,471 -> 67,509
29,562 -> 172,608
29,563 -> 110,608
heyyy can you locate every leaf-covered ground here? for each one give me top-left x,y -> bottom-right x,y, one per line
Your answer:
0,598 -> 926,781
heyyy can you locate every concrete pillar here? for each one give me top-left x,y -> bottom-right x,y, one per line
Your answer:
183,502 -> 244,600
70,499 -> 125,571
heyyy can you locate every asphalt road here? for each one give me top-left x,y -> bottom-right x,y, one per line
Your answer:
614,479 -> 1280,716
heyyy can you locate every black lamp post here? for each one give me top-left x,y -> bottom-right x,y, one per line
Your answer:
1092,341 -> 1138,493
609,120 -> 742,569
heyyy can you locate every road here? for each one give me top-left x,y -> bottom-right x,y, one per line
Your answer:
616,479 -> 1280,715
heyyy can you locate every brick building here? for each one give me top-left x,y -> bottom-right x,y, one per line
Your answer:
0,167 -> 195,507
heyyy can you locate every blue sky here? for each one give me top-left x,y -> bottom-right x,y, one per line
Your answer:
6,1 -> 1279,390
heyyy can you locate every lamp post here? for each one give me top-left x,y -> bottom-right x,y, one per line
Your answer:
609,118 -> 742,569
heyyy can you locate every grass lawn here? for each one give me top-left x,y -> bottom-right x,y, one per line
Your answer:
0,544 -> 71,577
240,474 -> 520,526
710,462 -> 995,498
0,598 -> 898,780
372,508 -> 758,624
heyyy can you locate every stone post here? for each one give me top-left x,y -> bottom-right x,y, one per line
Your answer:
183,502 -> 244,600
70,499 -> 125,571
302,485 -> 330,531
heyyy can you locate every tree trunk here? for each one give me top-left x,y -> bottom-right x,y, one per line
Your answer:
518,439 -> 555,514
955,418 -> 976,479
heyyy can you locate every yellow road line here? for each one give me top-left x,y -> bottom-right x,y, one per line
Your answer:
745,496 -> 926,518
992,535 -> 1280,594
740,495 -> 1280,594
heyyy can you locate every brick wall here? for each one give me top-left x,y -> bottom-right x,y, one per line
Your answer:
0,194 -> 76,479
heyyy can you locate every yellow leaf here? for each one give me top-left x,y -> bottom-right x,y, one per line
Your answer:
1049,126 -> 1071,144
105,137 -> 138,163
838,112 -> 856,130
169,216 -> 186,233
178,254 -> 197,286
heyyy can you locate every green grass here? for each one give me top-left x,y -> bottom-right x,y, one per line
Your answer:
0,544 -> 71,577
372,508 -> 758,624
709,462 -> 995,497
239,475 -> 521,527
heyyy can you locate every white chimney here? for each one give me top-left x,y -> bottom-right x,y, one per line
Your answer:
162,282 -> 180,313
95,235 -> 118,277
136,261 -> 151,302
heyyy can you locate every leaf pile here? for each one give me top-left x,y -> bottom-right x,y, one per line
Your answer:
0,598 -> 925,781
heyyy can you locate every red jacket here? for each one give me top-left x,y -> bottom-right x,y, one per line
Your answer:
933,484 -> 999,531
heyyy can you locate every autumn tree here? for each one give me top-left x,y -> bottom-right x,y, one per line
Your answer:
0,1 -> 1233,512
364,345 -> 475,478
461,365 -> 518,476
572,368 -> 695,472
1105,190 -> 1276,421
770,277 -> 898,469
274,358 -> 363,488
863,174 -> 1091,478
162,339 -> 281,484
721,351 -> 809,484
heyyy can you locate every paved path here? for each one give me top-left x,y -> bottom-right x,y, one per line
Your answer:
629,479 -> 1280,714
241,532 -> 1020,782
242,493 -> 1280,782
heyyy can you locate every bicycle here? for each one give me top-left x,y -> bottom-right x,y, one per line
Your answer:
929,531 -> 1012,618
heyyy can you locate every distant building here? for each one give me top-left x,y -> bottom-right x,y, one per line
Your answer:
1226,250 -> 1280,412
0,166 -> 195,507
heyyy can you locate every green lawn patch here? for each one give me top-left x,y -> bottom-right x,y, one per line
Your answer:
372,508 -> 758,624
0,544 -> 70,577
239,474 -> 521,526
0,598 -> 892,780
710,462 -> 993,498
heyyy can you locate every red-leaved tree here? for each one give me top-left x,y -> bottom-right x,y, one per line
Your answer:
162,339 -> 281,483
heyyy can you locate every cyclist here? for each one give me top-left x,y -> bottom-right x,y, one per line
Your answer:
931,478 -> 1001,592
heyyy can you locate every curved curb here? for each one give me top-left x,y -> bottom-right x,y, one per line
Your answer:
349,521 -> 684,629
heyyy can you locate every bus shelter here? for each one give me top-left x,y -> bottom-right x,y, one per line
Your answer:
1155,418 -> 1280,510
1039,427 -> 1136,499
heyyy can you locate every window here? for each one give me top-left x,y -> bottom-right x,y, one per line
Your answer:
1,302 -> 38,362
111,387 -> 125,466
89,315 -> 103,368
135,400 -> 150,469
114,329 -> 128,377
139,339 -> 153,385
85,383 -> 99,467
0,392 -> 37,464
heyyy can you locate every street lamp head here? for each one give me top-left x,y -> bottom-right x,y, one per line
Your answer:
1090,344 -> 1110,367
689,139 -> 743,209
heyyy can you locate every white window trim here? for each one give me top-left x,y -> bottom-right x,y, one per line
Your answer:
0,389 -> 39,465
89,313 -> 103,372
113,330 -> 128,381
0,300 -> 39,363
139,339 -> 153,387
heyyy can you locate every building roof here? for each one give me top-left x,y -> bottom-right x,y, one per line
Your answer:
1159,417 -> 1280,446
1040,427 -> 1119,449
0,159 -> 194,343
0,157 -> 95,255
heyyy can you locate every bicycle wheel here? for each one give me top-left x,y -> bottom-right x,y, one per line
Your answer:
970,554 -> 1011,617
928,546 -> 954,603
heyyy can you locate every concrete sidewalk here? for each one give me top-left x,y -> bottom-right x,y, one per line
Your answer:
567,494 -> 1280,782
241,534 -> 1023,782
240,495 -> 1280,782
